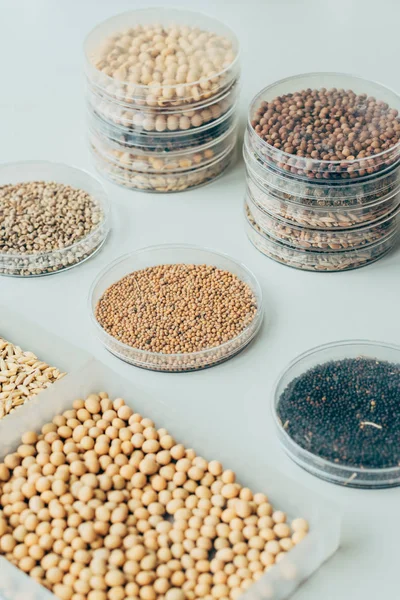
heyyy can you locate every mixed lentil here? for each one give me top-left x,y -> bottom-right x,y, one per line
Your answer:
91,135 -> 228,172
92,143 -> 235,193
0,337 -> 65,420
246,190 -> 399,251
0,181 -> 107,276
251,87 -> 400,179
247,175 -> 400,230
0,392 -> 309,600
95,264 -> 257,353
245,211 -> 395,272
277,357 -> 400,469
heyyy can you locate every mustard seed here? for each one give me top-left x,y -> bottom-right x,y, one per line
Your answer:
95,264 -> 257,354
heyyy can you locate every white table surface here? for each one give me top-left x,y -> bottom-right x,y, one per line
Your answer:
1,0 -> 400,598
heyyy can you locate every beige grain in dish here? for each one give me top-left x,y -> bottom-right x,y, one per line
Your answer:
0,338 -> 66,420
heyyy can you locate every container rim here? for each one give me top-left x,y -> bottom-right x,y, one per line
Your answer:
89,98 -> 238,139
245,160 -> 400,213
248,72 -> 400,168
88,243 -> 263,362
246,182 -> 400,233
83,7 -> 240,93
0,161 -> 110,261
245,206 -> 399,254
271,339 -> 400,479
87,78 -> 240,115
244,131 -> 400,192
91,135 -> 237,177
89,116 -> 238,161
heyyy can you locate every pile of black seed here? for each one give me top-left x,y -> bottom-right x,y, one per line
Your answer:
277,356 -> 400,469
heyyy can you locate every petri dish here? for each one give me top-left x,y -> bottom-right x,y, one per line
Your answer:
272,340 -> 400,488
89,244 -> 263,372
0,161 -> 110,277
248,72 -> 400,181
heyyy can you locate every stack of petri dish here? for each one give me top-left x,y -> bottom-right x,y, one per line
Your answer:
244,73 -> 400,271
84,9 -> 240,193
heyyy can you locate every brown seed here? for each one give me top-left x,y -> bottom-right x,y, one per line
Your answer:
95,264 -> 257,355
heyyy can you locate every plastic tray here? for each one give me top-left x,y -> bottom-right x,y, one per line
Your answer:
272,340 -> 400,488
91,142 -> 236,192
246,186 -> 400,251
89,117 -> 237,173
89,244 -> 263,371
245,210 -> 398,272
0,306 -> 90,422
84,8 -> 240,108
87,80 -> 239,132
244,132 -> 400,205
0,162 -> 110,277
0,357 -> 340,600
248,72 -> 400,181
246,169 -> 400,230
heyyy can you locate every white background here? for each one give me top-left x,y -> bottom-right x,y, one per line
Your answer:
1,0 -> 400,597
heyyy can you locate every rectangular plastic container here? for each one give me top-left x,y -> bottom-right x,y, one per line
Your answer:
0,306 -> 90,377
0,357 -> 340,600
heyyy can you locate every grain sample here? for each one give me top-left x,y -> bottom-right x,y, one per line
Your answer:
90,22 -> 237,107
95,264 -> 257,354
277,356 -> 400,468
0,337 -> 65,420
251,87 -> 400,178
0,180 -> 106,275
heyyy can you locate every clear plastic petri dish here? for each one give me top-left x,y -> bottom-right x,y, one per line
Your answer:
272,340 -> 400,488
87,80 -> 239,132
245,209 -> 398,272
0,161 -> 110,277
248,72 -> 400,181
246,168 -> 400,230
246,185 -> 400,251
88,99 -> 238,152
244,131 -> 400,206
89,244 -> 263,372
89,118 -> 237,173
84,8 -> 240,108
91,141 -> 236,192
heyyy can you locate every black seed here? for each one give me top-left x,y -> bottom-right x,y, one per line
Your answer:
277,357 -> 400,469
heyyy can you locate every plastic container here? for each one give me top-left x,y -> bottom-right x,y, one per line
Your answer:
87,80 -> 239,132
246,169 -> 400,229
272,340 -> 400,488
245,209 -> 397,272
89,245 -> 263,371
248,73 -> 400,181
246,186 -> 400,251
91,141 -> 236,192
89,99 -> 238,152
84,8 -> 240,108
0,162 -> 109,277
244,131 -> 400,206
89,117 -> 237,173
0,358 -> 340,600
